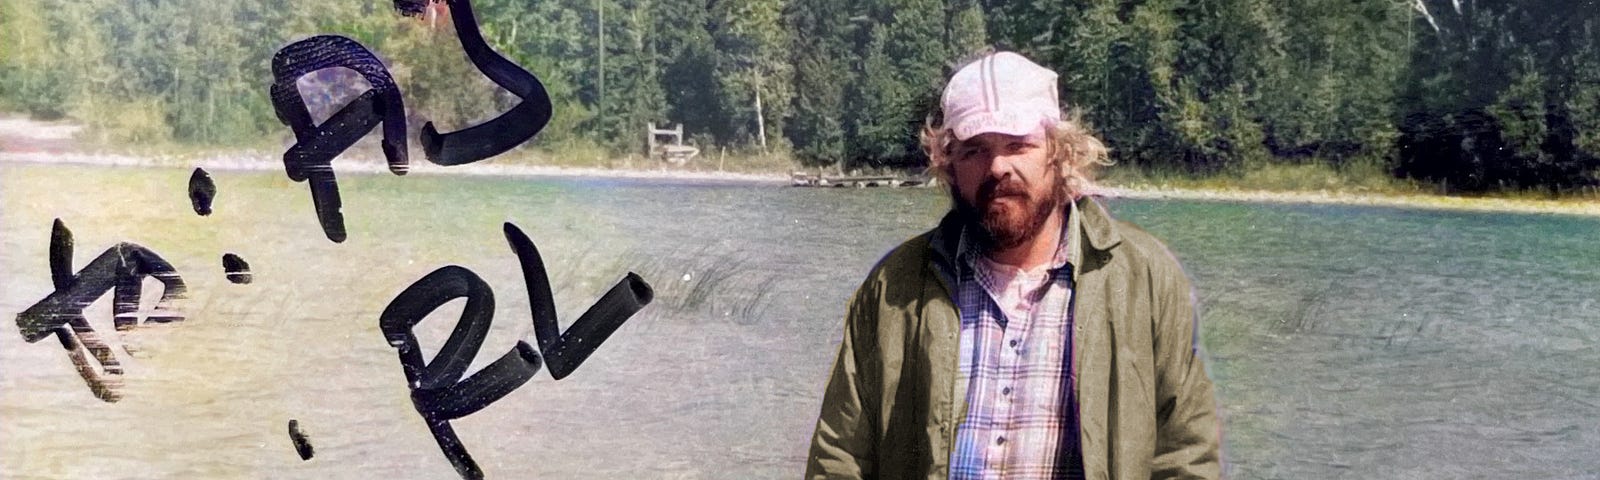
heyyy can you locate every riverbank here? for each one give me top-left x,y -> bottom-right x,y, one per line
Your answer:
0,149 -> 792,184
1099,184 -> 1599,216
4,149 -> 1595,216
2,113 -> 1594,216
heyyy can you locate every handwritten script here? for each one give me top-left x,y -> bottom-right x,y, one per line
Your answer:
14,1 -> 646,478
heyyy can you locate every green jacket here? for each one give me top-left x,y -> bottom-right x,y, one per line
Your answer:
807,195 -> 1221,480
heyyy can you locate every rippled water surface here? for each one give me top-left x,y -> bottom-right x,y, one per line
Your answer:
3,163 -> 1596,478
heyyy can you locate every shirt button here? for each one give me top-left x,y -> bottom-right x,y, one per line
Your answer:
1009,339 -> 1019,348
1002,386 -> 1012,396
996,436 -> 1007,445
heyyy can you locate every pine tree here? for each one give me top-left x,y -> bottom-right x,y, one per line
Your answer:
708,0 -> 792,150
785,0 -> 858,166
652,0 -> 719,147
596,0 -> 667,152
476,0 -> 595,145
847,0 -> 947,168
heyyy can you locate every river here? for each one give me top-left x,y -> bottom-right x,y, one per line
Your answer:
2,163 -> 1596,478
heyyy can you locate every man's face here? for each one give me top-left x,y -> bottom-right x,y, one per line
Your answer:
948,130 -> 1064,251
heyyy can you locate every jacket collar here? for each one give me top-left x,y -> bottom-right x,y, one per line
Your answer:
928,194 -> 1123,292
1073,194 -> 1123,252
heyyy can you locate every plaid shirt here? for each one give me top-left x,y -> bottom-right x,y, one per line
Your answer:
947,214 -> 1084,480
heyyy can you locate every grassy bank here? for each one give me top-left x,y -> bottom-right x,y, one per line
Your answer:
1099,160 -> 1600,204
1096,161 -> 1599,216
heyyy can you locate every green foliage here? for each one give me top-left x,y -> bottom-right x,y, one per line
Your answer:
784,0 -> 857,167
1571,24 -> 1600,160
1397,0 -> 1600,191
945,0 -> 987,56
708,0 -> 792,150
79,98 -> 172,145
0,0 -> 69,118
1488,67 -> 1547,161
845,0 -> 948,168
650,0 -> 719,149
0,0 -> 1594,191
588,0 -> 667,151
474,0 -> 594,146
386,20 -> 501,134
850,32 -> 912,164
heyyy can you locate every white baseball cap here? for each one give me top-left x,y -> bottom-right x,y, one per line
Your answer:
941,51 -> 1062,141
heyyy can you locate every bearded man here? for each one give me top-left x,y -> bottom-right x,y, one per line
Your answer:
806,51 -> 1222,480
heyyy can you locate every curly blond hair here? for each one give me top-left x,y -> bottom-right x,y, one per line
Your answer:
920,109 -> 1112,200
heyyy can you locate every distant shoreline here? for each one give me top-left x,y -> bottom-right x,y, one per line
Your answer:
0,150 -> 792,184
3,150 -> 1595,217
1098,185 -> 1599,217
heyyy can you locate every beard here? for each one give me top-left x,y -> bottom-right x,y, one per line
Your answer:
953,173 -> 1066,253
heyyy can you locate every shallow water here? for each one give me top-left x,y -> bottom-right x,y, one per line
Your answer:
2,163 -> 1596,478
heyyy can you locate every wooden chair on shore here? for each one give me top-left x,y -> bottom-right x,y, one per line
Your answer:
647,122 -> 700,165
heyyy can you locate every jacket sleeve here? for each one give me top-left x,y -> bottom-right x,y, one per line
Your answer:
1150,266 -> 1223,479
805,286 -> 880,479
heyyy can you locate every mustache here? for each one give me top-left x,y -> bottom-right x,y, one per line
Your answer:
977,177 -> 1029,205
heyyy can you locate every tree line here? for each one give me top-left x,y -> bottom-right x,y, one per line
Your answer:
2,0 -> 1596,192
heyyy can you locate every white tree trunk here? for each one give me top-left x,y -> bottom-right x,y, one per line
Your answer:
755,83 -> 767,151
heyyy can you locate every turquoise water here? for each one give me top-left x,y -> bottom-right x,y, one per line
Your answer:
1125,201 -> 1600,478
2,163 -> 1596,478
